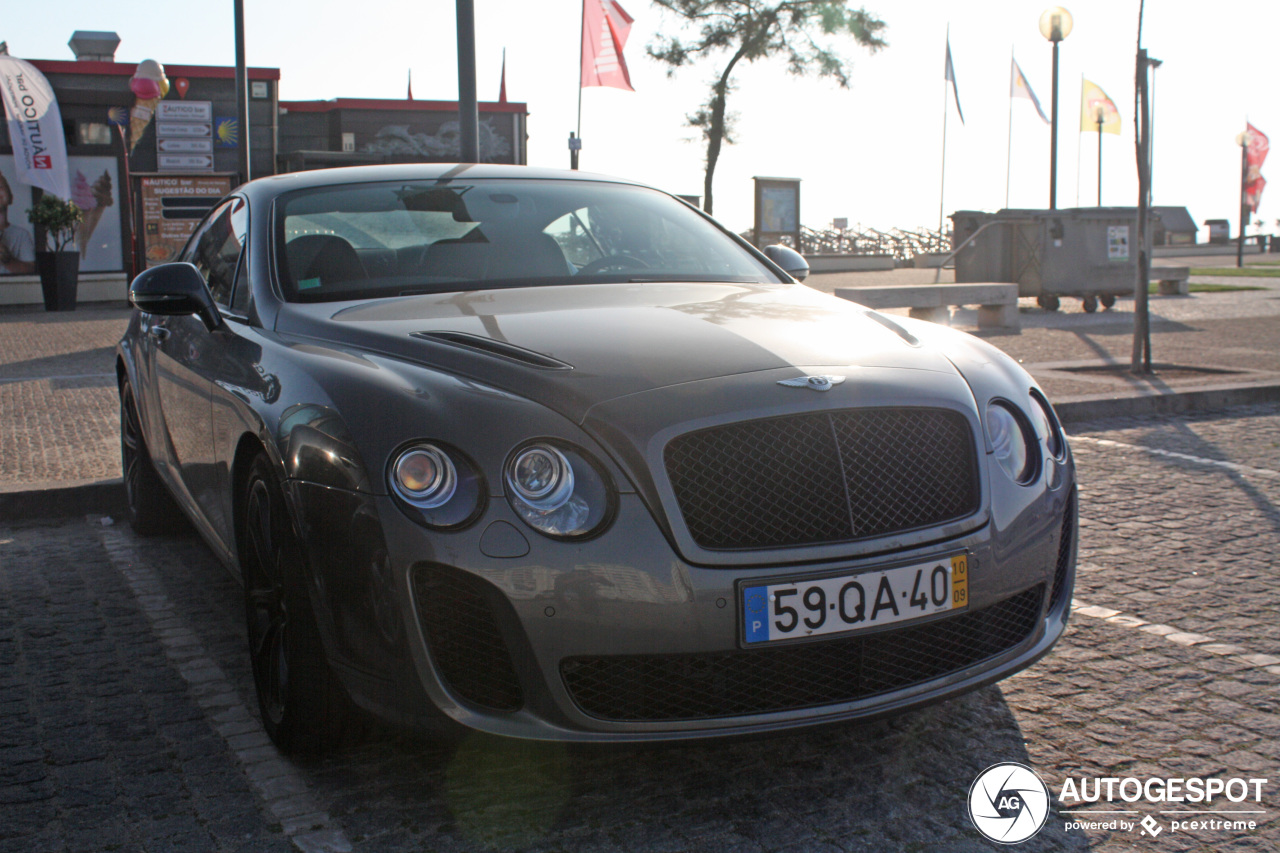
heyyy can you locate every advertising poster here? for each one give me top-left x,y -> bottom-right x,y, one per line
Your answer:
1,155 -> 124,274
139,175 -> 231,267
761,186 -> 799,233
0,156 -> 37,276
69,156 -> 123,272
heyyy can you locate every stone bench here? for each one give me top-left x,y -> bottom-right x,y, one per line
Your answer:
834,282 -> 1020,330
1151,266 -> 1190,295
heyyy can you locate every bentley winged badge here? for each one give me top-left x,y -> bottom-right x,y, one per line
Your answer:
777,375 -> 846,391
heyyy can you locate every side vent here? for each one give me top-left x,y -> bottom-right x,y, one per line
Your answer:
1049,490 -> 1076,613
411,331 -> 572,370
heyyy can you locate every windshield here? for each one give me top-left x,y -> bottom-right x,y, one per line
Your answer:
275,178 -> 781,302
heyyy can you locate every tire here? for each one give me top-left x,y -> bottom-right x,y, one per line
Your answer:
1100,293 -> 1117,309
120,381 -> 184,536
1081,294 -> 1098,313
1037,295 -> 1061,312
240,454 -> 351,754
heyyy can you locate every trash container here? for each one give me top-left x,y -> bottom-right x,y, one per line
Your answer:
951,208 -> 1151,312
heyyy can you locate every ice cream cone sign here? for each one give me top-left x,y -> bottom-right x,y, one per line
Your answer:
128,59 -> 169,152
72,169 -> 114,260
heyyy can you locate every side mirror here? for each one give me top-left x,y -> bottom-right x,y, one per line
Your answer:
129,262 -> 222,331
763,244 -> 810,282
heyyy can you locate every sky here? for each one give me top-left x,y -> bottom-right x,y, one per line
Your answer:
4,0 -> 1278,238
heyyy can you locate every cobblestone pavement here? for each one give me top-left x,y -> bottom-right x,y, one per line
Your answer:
2,403 -> 1278,852
0,306 -> 123,488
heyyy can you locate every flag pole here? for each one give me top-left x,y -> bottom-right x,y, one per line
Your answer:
1074,74 -> 1083,207
1097,113 -> 1104,206
938,25 -> 950,237
1005,48 -> 1014,209
573,0 -> 585,170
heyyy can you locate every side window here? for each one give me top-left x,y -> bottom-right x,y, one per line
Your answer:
184,198 -> 247,307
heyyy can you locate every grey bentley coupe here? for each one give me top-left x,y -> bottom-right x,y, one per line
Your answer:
117,164 -> 1076,753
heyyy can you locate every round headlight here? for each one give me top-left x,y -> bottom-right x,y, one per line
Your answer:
986,402 -> 1036,484
509,445 -> 575,511
392,445 -> 457,508
504,441 -> 615,540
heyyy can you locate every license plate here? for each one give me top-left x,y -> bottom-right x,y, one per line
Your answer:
742,554 -> 969,644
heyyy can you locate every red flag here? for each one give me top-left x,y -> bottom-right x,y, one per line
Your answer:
1245,123 -> 1269,212
581,0 -> 634,91
499,49 -> 507,104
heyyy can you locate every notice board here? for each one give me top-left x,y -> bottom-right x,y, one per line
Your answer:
138,174 -> 233,267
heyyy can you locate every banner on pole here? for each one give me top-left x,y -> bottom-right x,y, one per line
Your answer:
1245,123 -> 1269,212
944,39 -> 964,125
582,0 -> 635,91
1080,79 -> 1120,134
1011,59 -> 1048,124
0,55 -> 71,200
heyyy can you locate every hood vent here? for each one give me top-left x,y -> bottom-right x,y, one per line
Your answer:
411,331 -> 573,371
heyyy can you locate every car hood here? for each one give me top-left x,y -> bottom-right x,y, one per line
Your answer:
274,281 -> 962,423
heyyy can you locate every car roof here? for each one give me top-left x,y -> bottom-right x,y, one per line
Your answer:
238,163 -> 649,204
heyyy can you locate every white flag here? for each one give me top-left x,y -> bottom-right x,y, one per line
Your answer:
0,56 -> 71,200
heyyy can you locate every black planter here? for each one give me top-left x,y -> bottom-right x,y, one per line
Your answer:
35,251 -> 79,311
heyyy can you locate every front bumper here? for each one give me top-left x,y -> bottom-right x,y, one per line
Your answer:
292,480 -> 1077,743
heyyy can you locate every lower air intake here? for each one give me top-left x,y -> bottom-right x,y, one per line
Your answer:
412,565 -> 523,712
562,586 -> 1043,722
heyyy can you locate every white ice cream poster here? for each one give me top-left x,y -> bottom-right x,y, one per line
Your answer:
0,155 -> 123,275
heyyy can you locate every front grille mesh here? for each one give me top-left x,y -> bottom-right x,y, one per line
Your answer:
561,586 -> 1043,722
412,566 -> 523,712
665,408 -> 979,550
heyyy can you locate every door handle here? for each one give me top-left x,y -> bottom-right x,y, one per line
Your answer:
148,326 -> 171,342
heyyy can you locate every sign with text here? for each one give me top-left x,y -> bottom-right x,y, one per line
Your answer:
139,174 -> 231,266
156,100 -> 214,171
157,100 -> 213,122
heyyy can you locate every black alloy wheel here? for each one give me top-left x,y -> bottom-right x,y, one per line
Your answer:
240,454 -> 349,753
119,380 -> 182,535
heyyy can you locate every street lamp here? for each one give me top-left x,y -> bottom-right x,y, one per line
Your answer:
1040,7 -> 1073,210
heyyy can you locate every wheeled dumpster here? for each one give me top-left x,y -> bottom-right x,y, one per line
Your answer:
951,208 -> 1153,312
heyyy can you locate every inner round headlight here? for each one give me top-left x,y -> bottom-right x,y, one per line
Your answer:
504,441 -> 615,540
392,445 -> 457,508
509,445 -> 574,511
986,401 -> 1035,484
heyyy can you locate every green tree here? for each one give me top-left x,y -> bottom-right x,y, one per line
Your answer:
648,0 -> 887,215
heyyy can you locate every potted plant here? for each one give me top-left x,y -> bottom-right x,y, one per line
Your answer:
27,194 -> 84,311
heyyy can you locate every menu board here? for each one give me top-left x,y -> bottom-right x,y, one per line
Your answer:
139,175 -> 232,267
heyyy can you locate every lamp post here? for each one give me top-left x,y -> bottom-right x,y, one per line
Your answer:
1147,57 -> 1162,207
455,0 -> 479,163
1040,7 -> 1073,210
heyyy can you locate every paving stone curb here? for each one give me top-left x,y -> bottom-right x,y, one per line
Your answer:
0,478 -> 124,521
1052,380 -> 1280,424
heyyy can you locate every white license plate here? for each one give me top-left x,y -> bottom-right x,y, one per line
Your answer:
742,554 -> 969,644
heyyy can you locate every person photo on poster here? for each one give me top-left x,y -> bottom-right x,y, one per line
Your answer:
0,170 -> 36,275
